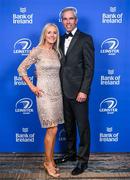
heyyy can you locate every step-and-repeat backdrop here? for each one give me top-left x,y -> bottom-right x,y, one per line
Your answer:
0,0 -> 129,152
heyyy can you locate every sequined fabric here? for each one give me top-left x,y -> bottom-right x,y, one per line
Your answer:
18,46 -> 64,128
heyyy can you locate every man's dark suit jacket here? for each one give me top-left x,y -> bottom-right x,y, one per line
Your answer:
60,29 -> 94,99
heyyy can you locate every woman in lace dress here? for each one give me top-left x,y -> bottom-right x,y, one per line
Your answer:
18,23 -> 64,177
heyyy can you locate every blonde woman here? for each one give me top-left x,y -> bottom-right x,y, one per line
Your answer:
18,23 -> 64,177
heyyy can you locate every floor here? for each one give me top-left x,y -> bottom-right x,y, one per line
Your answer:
0,153 -> 130,180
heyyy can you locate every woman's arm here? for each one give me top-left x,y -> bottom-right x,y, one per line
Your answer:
22,75 -> 43,97
17,48 -> 43,97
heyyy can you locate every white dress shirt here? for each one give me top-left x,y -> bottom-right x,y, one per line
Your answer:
64,27 -> 77,55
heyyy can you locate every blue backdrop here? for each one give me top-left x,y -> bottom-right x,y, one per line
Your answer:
0,0 -> 130,152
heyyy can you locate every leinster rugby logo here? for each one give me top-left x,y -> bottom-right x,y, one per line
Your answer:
100,38 -> 119,55
13,38 -> 32,56
99,97 -> 118,114
15,98 -> 33,114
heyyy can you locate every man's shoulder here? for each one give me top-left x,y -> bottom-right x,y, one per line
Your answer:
78,30 -> 92,40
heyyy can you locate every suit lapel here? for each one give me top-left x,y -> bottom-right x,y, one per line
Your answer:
66,30 -> 80,56
60,30 -> 80,64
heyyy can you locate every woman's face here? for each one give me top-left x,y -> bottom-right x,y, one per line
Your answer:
44,26 -> 58,45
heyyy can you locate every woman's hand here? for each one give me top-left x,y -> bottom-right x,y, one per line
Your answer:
30,85 -> 43,97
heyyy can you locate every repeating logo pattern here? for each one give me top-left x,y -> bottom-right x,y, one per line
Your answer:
100,38 -> 119,55
99,97 -> 118,114
15,98 -> 33,114
13,38 -> 32,56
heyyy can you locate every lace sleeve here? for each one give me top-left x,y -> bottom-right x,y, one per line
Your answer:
17,47 -> 38,76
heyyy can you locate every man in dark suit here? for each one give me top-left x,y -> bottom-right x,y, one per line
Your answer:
56,7 -> 94,175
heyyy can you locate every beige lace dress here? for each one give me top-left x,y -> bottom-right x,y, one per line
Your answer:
18,46 -> 64,128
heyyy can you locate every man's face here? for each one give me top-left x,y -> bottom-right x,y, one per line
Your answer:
62,10 -> 78,32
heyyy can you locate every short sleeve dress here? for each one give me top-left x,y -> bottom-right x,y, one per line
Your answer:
18,46 -> 64,128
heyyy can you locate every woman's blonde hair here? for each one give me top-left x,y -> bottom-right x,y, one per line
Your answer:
38,23 -> 62,58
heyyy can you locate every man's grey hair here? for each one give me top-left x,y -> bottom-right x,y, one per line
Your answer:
60,7 -> 78,20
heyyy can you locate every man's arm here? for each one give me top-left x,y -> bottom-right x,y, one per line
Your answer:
76,35 -> 94,102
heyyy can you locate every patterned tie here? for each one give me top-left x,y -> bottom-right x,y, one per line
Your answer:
65,32 -> 73,39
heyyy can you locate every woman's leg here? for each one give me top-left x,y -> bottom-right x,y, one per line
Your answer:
44,126 -> 58,164
44,126 -> 60,177
51,129 -> 57,167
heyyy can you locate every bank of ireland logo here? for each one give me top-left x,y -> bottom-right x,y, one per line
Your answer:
20,7 -> 27,13
100,38 -> 119,55
99,127 -> 119,142
15,98 -> 33,114
13,7 -> 33,25
13,38 -> 32,56
16,128 -> 35,143
106,127 -> 112,133
99,97 -> 118,114
102,6 -> 123,24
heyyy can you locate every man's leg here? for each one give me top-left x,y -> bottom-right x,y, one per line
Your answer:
70,99 -> 90,175
55,96 -> 77,164
63,95 -> 77,156
71,99 -> 90,163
